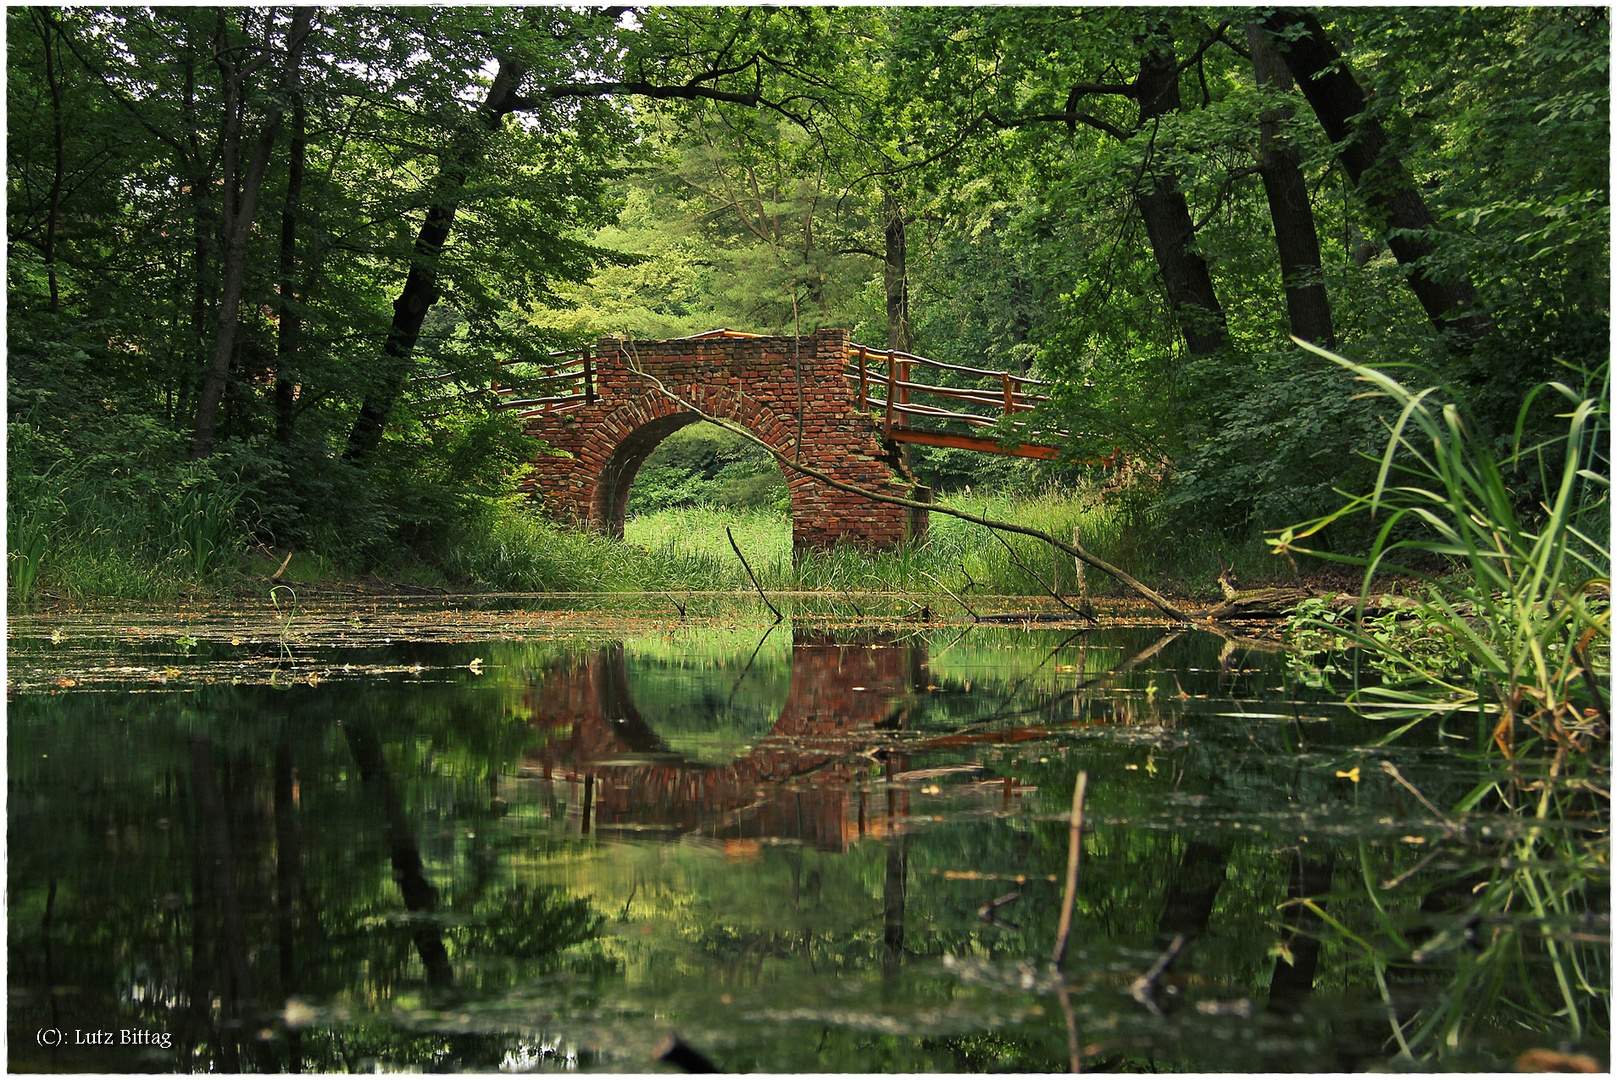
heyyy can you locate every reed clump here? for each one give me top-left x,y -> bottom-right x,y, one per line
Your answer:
1277,348 -> 1609,1059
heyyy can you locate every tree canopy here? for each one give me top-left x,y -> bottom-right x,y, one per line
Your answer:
8,5 -> 1608,578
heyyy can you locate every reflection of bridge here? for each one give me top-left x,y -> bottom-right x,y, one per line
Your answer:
502,330 -> 1060,550
522,635 -> 929,851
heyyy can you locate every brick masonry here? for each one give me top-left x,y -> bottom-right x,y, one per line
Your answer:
520,328 -> 925,550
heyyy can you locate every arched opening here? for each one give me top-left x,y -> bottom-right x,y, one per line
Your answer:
602,418 -> 790,540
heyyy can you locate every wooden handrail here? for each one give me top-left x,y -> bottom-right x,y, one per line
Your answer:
842,373 -> 1048,409
850,341 -> 1049,385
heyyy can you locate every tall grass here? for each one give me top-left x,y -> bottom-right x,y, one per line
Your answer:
1275,348 -> 1609,755
443,486 -> 1289,599
8,461 -> 252,603
1276,348 -> 1609,1060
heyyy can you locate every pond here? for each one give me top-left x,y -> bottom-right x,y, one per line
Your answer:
7,599 -> 1608,1072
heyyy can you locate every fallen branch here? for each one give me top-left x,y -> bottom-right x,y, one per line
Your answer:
921,569 -> 980,622
622,356 -> 1198,623
727,526 -> 782,623
1051,771 -> 1089,968
1129,933 -> 1185,1018
978,889 -> 1022,928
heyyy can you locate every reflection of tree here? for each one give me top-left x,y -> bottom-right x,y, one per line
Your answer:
1266,849 -> 1335,1012
189,734 -> 261,1070
9,659 -> 608,1073
344,718 -> 455,988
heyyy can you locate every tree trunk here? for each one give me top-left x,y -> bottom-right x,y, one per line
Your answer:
882,833 -> 909,977
344,721 -> 454,988
273,736 -> 306,1071
1246,20 -> 1335,347
1158,839 -> 1228,939
274,97 -> 305,445
343,55 -> 528,461
1259,9 -> 1488,348
188,737 -> 257,1039
1133,33 -> 1228,356
1265,848 -> 1334,1011
882,191 -> 912,353
189,8 -> 314,459
34,9 -> 65,314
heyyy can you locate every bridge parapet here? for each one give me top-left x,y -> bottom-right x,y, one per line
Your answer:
520,329 -> 923,551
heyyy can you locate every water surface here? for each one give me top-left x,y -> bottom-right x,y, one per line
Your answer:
8,602 -> 1606,1071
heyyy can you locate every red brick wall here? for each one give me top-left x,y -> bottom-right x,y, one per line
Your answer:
520,329 -> 922,550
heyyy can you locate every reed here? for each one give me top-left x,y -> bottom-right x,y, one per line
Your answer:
1276,346 -> 1609,1059
1275,346 -> 1609,757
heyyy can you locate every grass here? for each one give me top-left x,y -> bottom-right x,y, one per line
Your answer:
617,487 -> 1292,598
12,479 -> 1303,604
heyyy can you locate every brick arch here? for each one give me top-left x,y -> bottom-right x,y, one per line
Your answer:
589,384 -> 802,541
522,329 -> 926,551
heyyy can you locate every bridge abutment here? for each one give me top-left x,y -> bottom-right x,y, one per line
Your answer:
521,329 -> 925,551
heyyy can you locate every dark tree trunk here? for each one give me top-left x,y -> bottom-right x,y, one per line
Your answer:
274,737 -> 305,1072
274,97 -> 306,445
1246,20 -> 1335,347
34,9 -> 65,314
882,834 -> 910,976
189,8 -> 314,459
1134,34 -> 1228,356
1158,839 -> 1228,938
344,721 -> 454,988
189,737 -> 257,1037
1260,9 -> 1488,348
882,191 -> 912,353
1265,848 -> 1335,1011
343,55 -> 528,461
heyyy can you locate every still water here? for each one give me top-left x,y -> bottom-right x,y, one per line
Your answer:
8,601 -> 1608,1072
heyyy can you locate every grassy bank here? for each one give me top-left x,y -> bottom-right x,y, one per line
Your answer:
12,483 -> 1300,605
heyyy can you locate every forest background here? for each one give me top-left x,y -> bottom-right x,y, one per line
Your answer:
6,6 -> 1609,600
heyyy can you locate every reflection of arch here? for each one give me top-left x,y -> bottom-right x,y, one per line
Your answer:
522,330 -> 922,551
523,634 -> 929,850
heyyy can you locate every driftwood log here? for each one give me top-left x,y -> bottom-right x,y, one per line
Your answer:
1205,576 -> 1421,621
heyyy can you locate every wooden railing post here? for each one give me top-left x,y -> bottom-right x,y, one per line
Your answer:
899,357 -> 911,407
885,348 -> 896,436
1003,373 -> 1015,416
583,344 -> 595,405
858,346 -> 868,410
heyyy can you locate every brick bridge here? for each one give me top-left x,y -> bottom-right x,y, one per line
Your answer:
520,634 -> 936,850
518,329 -> 926,550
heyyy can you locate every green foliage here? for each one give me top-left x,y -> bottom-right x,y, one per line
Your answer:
170,468 -> 247,578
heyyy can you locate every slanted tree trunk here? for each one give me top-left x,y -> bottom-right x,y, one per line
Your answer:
273,96 -> 305,445
1259,9 -> 1488,349
1266,848 -> 1334,1011
33,9 -> 66,314
882,190 -> 912,353
343,55 -> 527,461
189,8 -> 314,459
1133,33 -> 1228,356
1246,20 -> 1335,347
344,720 -> 454,988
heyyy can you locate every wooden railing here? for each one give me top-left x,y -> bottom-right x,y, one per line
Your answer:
413,329 -> 1063,459
844,341 -> 1061,460
412,346 -> 596,419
